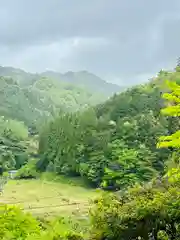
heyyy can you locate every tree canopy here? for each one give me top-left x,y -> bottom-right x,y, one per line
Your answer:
38,69 -> 180,189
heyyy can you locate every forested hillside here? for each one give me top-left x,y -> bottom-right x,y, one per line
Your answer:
40,70 -> 124,95
0,68 -> 113,174
0,75 -> 106,128
1,68 -> 180,239
0,66 -> 122,95
38,68 -> 180,189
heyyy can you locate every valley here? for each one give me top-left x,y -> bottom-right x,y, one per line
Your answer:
0,66 -> 180,239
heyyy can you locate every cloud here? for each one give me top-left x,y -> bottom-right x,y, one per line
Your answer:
0,37 -> 110,73
0,0 -> 180,85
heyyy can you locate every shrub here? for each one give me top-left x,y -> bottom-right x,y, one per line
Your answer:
0,205 -> 41,239
15,159 -> 40,179
64,231 -> 84,240
27,217 -> 85,240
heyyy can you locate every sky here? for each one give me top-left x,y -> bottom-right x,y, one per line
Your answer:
0,0 -> 180,85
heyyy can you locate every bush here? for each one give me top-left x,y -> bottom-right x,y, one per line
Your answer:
0,204 -> 86,240
27,217 -> 85,240
64,231 -> 84,240
89,172 -> 180,240
0,205 -> 41,239
15,159 -> 40,179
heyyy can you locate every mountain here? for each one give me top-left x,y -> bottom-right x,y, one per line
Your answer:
0,66 -> 38,86
0,65 -> 124,127
0,75 -> 107,127
0,66 -> 124,96
40,70 -> 123,95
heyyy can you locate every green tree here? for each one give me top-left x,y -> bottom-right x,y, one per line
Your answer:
90,77 -> 180,240
158,80 -> 180,148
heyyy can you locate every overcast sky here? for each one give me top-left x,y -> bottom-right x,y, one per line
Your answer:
0,0 -> 180,85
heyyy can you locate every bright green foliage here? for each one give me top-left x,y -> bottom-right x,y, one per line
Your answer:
15,159 -> 39,179
158,80 -> 180,148
0,205 -> 87,240
0,205 -> 41,239
90,172 -> 180,240
29,217 -> 85,240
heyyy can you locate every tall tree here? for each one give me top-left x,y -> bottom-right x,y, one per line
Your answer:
158,80 -> 180,148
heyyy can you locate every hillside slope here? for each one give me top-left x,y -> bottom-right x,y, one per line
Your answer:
0,66 -> 123,96
0,76 -> 105,127
41,70 -> 123,95
38,69 -> 180,189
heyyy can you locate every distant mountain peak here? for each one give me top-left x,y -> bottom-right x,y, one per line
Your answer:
0,65 -> 125,96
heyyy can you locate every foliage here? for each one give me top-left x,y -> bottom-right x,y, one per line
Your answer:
89,73 -> 180,240
158,80 -> 180,148
90,172 -> 180,240
0,74 -> 107,127
2,69 -> 180,238
0,71 -> 109,173
102,141 -> 157,189
0,205 -> 41,239
0,117 -> 28,172
0,205 -> 85,240
0,118 -> 28,141
38,69 -> 180,189
30,217 -> 85,240
15,159 -> 39,179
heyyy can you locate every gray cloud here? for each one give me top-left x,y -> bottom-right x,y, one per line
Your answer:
0,0 -> 180,85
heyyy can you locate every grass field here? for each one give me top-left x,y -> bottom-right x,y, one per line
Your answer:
0,173 -> 101,221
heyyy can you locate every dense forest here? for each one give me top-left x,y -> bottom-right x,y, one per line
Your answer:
0,76 -> 107,128
1,66 -> 180,239
0,67 -> 122,175
37,68 -> 180,189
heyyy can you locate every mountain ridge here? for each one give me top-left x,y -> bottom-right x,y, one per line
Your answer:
0,66 -> 124,96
